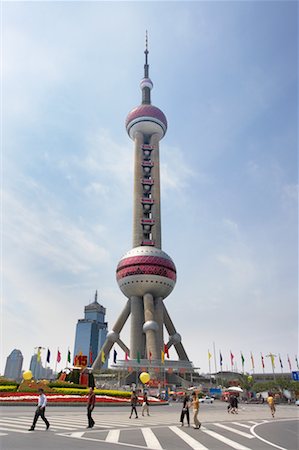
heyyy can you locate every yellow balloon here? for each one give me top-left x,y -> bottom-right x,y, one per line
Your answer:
139,372 -> 150,384
23,370 -> 33,381
248,375 -> 253,382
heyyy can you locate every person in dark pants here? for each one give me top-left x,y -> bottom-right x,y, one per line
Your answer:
180,393 -> 190,427
129,391 -> 138,418
28,388 -> 50,431
87,387 -> 96,428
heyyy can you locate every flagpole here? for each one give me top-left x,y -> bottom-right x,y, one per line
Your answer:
213,342 -> 217,373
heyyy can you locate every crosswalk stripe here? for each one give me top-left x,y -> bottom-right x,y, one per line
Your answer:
213,423 -> 254,438
231,422 -> 252,429
169,426 -> 209,450
141,428 -> 163,450
201,427 -> 253,450
106,429 -> 120,443
0,427 -> 30,434
0,432 -> 8,436
247,421 -> 259,425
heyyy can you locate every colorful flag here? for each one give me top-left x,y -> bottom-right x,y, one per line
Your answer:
261,353 -> 265,369
67,349 -> 71,363
57,349 -> 61,363
125,352 -> 129,361
37,347 -> 42,363
287,354 -> 292,371
101,351 -> 106,363
208,350 -> 212,360
137,351 -> 141,364
113,349 -> 117,364
230,351 -> 234,367
250,352 -> 255,369
220,351 -> 223,367
46,348 -> 50,364
161,350 -> 165,364
241,352 -> 245,366
279,354 -> 283,369
164,343 -> 169,358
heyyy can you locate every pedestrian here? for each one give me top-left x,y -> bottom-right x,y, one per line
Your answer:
87,386 -> 96,428
180,393 -> 190,427
267,392 -> 276,418
28,388 -> 50,431
129,391 -> 138,419
191,391 -> 201,429
141,391 -> 150,416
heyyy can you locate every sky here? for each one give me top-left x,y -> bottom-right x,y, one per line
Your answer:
1,0 -> 298,377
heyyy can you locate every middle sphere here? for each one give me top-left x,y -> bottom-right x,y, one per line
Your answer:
116,246 -> 176,299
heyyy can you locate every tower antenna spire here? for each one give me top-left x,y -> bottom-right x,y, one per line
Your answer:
144,30 -> 149,78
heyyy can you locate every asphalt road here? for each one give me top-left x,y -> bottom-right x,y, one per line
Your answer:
0,402 -> 298,450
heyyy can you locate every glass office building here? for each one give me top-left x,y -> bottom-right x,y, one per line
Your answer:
73,292 -> 108,368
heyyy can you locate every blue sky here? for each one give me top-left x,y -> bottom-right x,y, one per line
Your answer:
2,1 -> 298,376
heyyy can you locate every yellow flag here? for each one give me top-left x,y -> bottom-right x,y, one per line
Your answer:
270,354 -> 275,369
208,351 -> 212,360
37,347 -> 41,363
101,351 -> 106,363
161,350 -> 165,363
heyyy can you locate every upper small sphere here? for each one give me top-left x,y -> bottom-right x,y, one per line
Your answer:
116,246 -> 176,299
126,104 -> 167,140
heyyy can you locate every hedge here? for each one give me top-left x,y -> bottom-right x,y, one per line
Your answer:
51,388 -> 132,397
0,386 -> 18,392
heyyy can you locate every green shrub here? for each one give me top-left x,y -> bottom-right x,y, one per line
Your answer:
0,385 -> 18,392
49,381 -> 86,389
51,387 -> 131,397
0,378 -> 19,387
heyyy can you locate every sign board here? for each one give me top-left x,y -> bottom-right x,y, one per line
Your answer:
292,371 -> 299,381
209,388 -> 222,396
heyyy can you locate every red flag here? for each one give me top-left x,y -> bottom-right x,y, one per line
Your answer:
230,351 -> 234,366
261,353 -> 265,369
164,343 -> 169,358
89,348 -> 93,365
57,349 -> 61,363
125,352 -> 129,361
149,351 -> 152,363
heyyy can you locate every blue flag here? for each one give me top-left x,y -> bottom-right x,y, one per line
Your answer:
220,351 -> 223,366
113,349 -> 117,364
46,348 -> 51,363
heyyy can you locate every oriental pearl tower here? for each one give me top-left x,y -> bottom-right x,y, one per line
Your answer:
92,34 -> 191,371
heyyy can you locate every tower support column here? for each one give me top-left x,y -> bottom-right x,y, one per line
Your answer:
150,133 -> 162,248
155,297 -> 164,353
143,293 -> 159,359
130,296 -> 144,358
133,131 -> 145,247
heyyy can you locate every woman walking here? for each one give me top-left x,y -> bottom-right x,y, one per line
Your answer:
180,393 -> 190,427
129,391 -> 139,419
192,392 -> 201,429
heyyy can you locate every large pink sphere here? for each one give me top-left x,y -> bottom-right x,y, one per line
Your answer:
126,105 -> 167,140
116,246 -> 176,299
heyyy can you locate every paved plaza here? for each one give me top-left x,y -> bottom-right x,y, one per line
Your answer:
0,402 -> 298,450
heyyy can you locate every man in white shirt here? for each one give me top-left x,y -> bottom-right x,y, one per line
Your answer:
28,388 -> 50,431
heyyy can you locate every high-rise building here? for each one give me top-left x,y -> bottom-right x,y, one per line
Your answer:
93,35 -> 192,372
4,349 -> 23,381
73,291 -> 108,367
29,354 -> 54,380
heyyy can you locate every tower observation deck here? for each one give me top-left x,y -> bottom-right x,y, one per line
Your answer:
92,34 -> 192,372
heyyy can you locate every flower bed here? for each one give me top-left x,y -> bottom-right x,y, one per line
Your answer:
0,392 -> 166,405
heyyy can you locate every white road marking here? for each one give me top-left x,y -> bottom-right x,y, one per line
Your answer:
0,427 -> 30,433
141,427 -> 163,450
201,427 -> 253,450
231,422 -> 252,429
169,426 -> 209,450
213,423 -> 254,438
69,431 -> 85,438
106,429 -> 120,443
